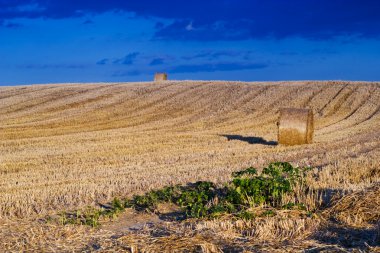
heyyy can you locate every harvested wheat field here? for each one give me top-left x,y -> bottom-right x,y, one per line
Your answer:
0,81 -> 379,252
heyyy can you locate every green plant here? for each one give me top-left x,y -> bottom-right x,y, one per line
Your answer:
236,210 -> 255,220
232,167 -> 258,177
53,162 -> 311,226
227,162 -> 309,209
111,198 -> 124,211
282,202 -> 307,210
176,181 -> 216,218
261,210 -> 276,217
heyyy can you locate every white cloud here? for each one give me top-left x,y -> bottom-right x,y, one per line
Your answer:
186,21 -> 194,31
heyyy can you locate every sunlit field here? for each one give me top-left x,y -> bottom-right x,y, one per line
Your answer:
0,81 -> 379,252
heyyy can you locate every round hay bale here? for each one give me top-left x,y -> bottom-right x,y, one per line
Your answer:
154,73 -> 168,82
278,108 -> 314,146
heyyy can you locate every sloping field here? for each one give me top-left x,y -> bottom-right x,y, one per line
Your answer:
0,81 -> 379,251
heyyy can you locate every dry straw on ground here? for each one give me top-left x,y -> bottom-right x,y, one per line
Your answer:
154,72 -> 168,82
0,81 -> 379,251
324,182 -> 380,228
278,108 -> 314,145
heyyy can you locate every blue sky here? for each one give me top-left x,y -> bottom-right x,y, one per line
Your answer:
0,0 -> 380,85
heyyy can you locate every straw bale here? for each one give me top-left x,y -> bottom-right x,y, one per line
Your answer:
154,73 -> 168,82
278,108 -> 314,145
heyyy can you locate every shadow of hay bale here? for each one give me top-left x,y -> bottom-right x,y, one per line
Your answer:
220,134 -> 277,146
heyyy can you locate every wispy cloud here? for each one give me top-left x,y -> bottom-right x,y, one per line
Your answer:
1,1 -> 380,41
5,22 -> 23,28
112,70 -> 141,77
96,58 -> 109,65
19,63 -> 86,69
113,52 -> 140,65
149,58 -> 164,66
83,19 -> 94,25
0,20 -> 23,28
170,62 -> 268,73
182,50 -> 252,61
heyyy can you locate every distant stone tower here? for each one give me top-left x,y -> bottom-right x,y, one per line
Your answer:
154,73 -> 168,82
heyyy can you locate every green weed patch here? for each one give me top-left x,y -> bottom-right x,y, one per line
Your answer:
54,162 -> 311,227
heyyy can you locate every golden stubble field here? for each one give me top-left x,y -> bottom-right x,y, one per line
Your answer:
0,81 -> 379,252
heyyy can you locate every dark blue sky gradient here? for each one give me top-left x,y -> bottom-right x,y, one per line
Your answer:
1,0 -> 380,85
